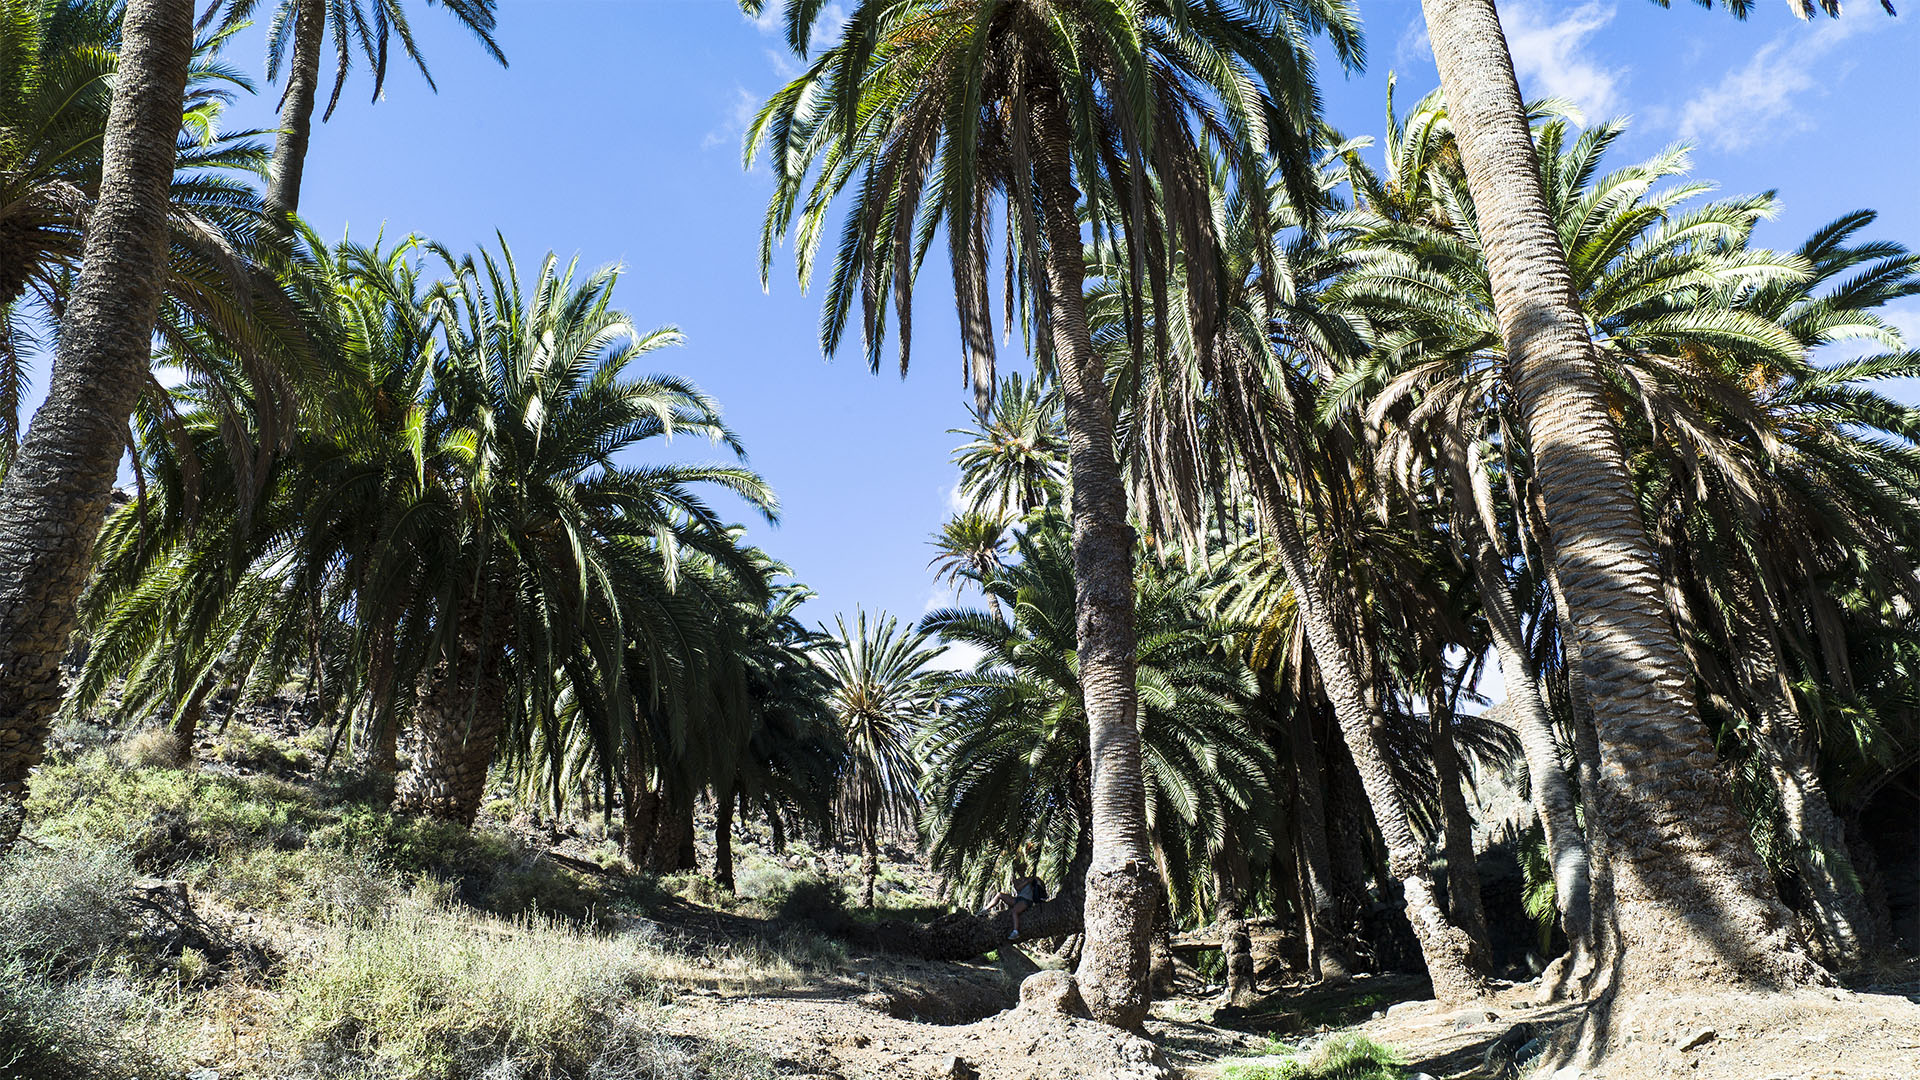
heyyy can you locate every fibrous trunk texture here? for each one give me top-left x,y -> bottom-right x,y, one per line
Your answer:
861,829 -> 880,909
1290,700 -> 1353,984
1453,446 -> 1594,979
1247,458 -> 1489,1002
1428,674 -> 1493,971
1420,0 -> 1817,990
392,601 -> 506,827
0,0 -> 196,854
715,787 -> 737,894
1034,96 -> 1157,1030
1215,845 -> 1257,1006
265,0 -> 327,218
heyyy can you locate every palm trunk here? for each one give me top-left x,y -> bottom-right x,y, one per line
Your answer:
1450,445 -> 1595,978
392,599 -> 505,826
0,0 -> 196,855
715,785 -> 737,894
169,674 -> 214,763
1531,490 -> 1620,985
1247,457 -> 1488,1002
861,827 -> 879,909
1428,670 -> 1493,970
1730,576 -> 1878,969
1290,698 -> 1353,983
1420,0 -> 1816,989
1033,97 -> 1157,1030
623,783 -> 660,867
1215,844 -> 1257,1006
265,0 -> 327,218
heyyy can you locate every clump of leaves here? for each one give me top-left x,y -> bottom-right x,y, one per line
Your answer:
1225,1033 -> 1405,1080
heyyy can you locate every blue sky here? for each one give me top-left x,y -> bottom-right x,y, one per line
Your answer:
22,0 -> 1920,663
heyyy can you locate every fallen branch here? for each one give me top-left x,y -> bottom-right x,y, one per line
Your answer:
839,892 -> 1085,961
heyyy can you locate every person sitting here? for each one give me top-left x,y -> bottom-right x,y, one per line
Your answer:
982,864 -> 1048,941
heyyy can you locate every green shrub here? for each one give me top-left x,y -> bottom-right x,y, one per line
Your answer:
772,876 -> 850,933
0,846 -> 137,976
0,847 -> 186,1080
1223,1033 -> 1405,1080
0,967 -> 186,1080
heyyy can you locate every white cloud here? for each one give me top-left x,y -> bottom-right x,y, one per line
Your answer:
1501,1 -> 1625,120
926,639 -> 986,673
942,476 -> 970,515
1674,16 -> 1872,153
702,85 -> 760,152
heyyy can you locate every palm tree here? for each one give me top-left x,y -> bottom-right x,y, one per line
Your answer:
949,372 -> 1065,519
929,511 -> 1009,621
819,608 -> 943,906
0,0 -> 198,854
205,0 -> 505,216
0,0 -> 275,465
1411,0 -> 1849,989
748,0 -> 1360,1026
920,517 -> 1270,960
388,241 -> 775,826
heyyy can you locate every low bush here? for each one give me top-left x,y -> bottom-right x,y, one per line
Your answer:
0,847 -> 187,1080
0,845 -> 138,976
1223,1033 -> 1405,1080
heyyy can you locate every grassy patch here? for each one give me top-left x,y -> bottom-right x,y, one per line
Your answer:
282,893 -> 776,1080
1222,1033 -> 1405,1080
24,749 -> 617,919
0,846 -> 190,1080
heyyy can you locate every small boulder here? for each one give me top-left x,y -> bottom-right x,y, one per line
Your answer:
1678,1028 -> 1716,1052
1452,1008 -> 1499,1030
940,1054 -> 979,1080
1017,969 -> 1091,1019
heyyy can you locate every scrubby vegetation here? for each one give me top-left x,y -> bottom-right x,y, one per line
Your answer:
1,0 -> 1919,1077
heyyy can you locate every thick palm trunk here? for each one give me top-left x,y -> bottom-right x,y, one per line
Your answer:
265,0 -> 327,218
861,828 -> 880,908
1033,99 -> 1157,1030
1290,699 -> 1354,984
1451,449 -> 1595,977
393,602 -> 505,826
623,784 -> 660,867
1420,0 -> 1815,989
715,786 -> 737,894
0,0 -> 196,854
1729,579 -> 1878,968
168,674 -> 214,763
1428,672 -> 1493,969
1214,844 -> 1257,1006
1246,459 -> 1488,1001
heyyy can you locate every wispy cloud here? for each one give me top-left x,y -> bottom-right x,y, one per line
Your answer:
1501,1 -> 1625,120
1673,16 -> 1872,152
703,85 -> 760,153
925,638 -> 985,673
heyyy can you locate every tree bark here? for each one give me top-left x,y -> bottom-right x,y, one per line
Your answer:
1033,95 -> 1157,1030
1245,455 -> 1489,1002
861,827 -> 880,908
168,674 -> 214,763
1428,670 -> 1493,971
715,785 -> 737,894
0,0 -> 196,855
1451,445 -> 1595,981
623,784 -> 660,867
265,0 -> 328,218
1420,0 -> 1817,990
1215,844 -> 1257,1006
1290,699 -> 1354,984
392,599 -> 505,826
